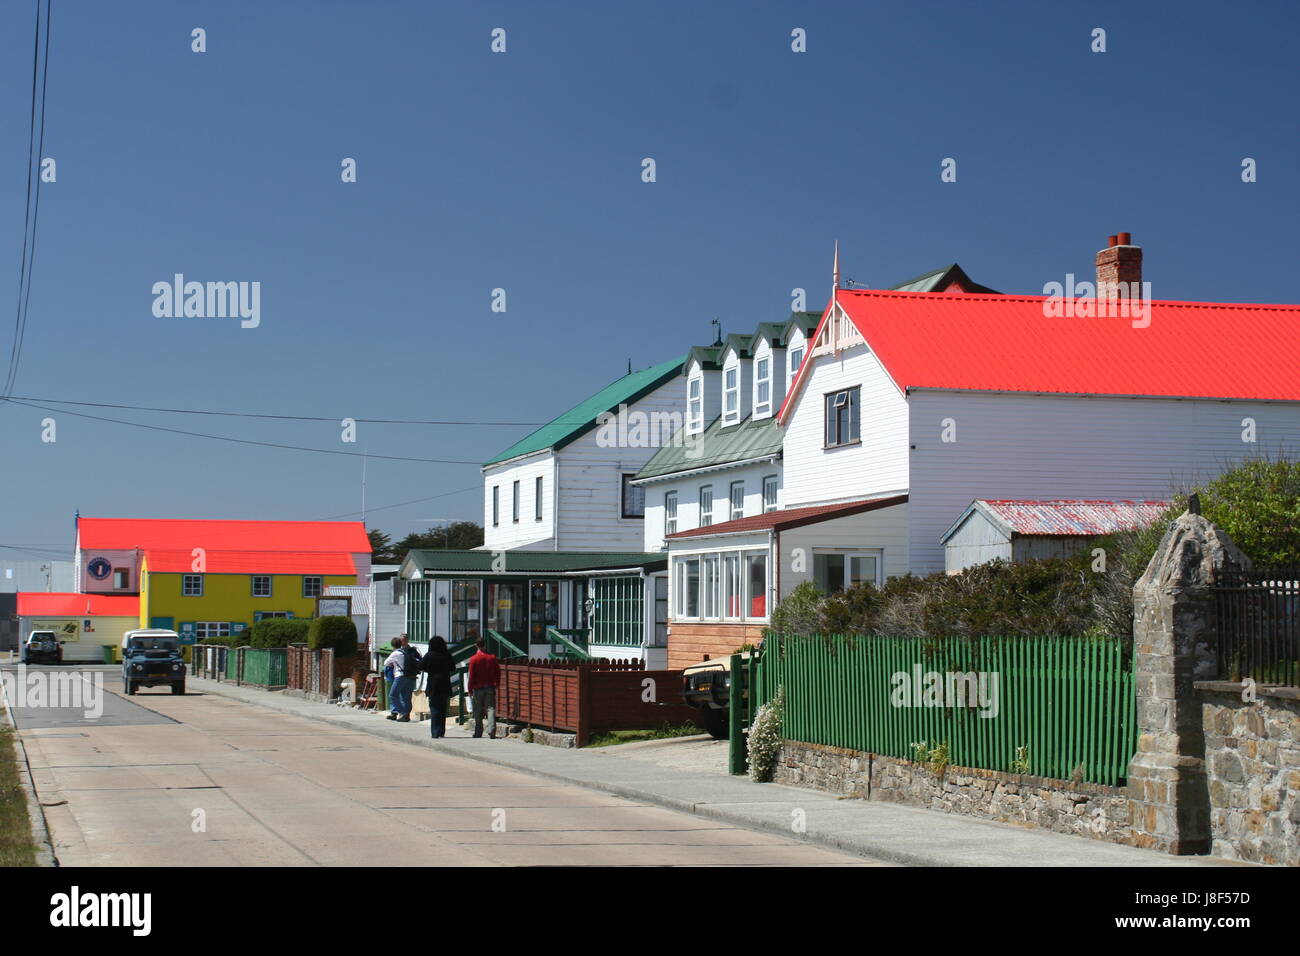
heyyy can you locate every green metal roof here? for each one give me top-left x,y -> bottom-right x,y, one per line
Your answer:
484,355 -> 686,466
686,344 -> 723,371
889,263 -> 999,294
722,333 -> 754,359
784,311 -> 821,340
753,322 -> 790,348
633,413 -> 783,481
402,550 -> 666,575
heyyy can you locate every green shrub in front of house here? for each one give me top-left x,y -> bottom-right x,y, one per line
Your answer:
308,616 -> 359,657
767,456 -> 1300,645
248,617 -> 311,649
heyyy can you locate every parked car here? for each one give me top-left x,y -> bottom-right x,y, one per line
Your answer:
682,654 -> 741,739
22,631 -> 63,665
121,629 -> 186,695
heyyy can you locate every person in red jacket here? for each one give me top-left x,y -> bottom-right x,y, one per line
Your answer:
466,639 -> 501,739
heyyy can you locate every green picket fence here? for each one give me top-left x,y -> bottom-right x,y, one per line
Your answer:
753,634 -> 1137,786
221,646 -> 288,688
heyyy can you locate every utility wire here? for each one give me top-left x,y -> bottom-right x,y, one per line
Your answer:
314,485 -> 483,521
6,397 -> 483,464
4,0 -> 51,402
6,394 -> 550,427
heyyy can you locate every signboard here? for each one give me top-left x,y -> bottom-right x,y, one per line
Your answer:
316,596 -> 352,619
33,619 -> 81,642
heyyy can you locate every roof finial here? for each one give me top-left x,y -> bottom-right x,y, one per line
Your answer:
627,358 -> 632,375
711,318 -> 722,346
832,240 -> 840,297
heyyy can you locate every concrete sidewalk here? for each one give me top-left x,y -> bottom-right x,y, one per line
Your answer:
187,677 -> 1239,867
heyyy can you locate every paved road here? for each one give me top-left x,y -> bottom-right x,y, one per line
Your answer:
6,665 -> 876,866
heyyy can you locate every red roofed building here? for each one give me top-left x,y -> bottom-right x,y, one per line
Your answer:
72,518 -> 371,643
776,234 -> 1300,577
16,592 -> 141,661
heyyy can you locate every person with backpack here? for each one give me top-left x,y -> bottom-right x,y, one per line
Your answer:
385,634 -> 421,722
421,635 -> 454,739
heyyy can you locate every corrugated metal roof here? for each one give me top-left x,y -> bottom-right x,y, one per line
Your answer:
403,550 -> 666,574
325,584 -> 371,614
17,592 -> 140,617
836,290 -> 1300,401
668,496 -> 908,539
948,499 -> 1172,541
78,518 -> 370,553
633,413 -> 782,481
144,550 -> 359,574
484,355 -> 687,466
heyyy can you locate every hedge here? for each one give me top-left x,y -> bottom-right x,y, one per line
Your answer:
308,616 -> 359,657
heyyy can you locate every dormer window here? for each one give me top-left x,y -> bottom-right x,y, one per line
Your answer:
755,357 -> 771,416
688,375 -> 702,432
789,346 -> 804,378
723,367 -> 739,424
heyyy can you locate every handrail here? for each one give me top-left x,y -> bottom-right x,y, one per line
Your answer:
546,627 -> 593,661
485,629 -> 527,660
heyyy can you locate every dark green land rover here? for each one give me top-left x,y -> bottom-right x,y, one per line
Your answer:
122,629 -> 186,696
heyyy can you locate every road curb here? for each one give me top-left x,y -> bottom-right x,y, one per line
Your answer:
0,682 -> 58,867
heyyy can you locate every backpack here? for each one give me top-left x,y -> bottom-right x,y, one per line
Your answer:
403,645 -> 422,677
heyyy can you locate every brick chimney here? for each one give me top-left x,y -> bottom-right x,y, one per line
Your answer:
1095,232 -> 1142,296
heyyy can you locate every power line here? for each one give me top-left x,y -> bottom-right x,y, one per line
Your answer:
6,398 -> 483,464
6,394 -> 549,427
4,0 -> 51,402
314,485 -> 483,521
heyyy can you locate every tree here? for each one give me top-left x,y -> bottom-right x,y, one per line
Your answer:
390,522 -> 485,563
367,528 -> 396,564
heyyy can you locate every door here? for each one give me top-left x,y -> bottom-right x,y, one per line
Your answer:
529,580 -> 560,645
485,581 -> 527,648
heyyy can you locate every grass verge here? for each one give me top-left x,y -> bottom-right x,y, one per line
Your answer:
585,722 -> 704,748
0,712 -> 38,867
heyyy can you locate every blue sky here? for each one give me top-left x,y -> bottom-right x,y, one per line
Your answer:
2,0 -> 1297,556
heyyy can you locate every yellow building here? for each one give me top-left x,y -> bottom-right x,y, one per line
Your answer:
73,518 -> 372,645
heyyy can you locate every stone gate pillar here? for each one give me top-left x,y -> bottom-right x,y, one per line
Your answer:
1128,504 -> 1250,853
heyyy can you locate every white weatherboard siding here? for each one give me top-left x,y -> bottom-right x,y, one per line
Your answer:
942,511 -> 1012,573
641,461 -> 781,552
483,453 -> 557,551
908,391 -> 1300,575
778,503 -> 909,596
781,345 -> 909,507
553,376 -> 687,551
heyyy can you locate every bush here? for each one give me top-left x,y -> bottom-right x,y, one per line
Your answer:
308,616 -> 359,657
247,617 -> 312,649
767,581 -> 825,635
748,686 -> 785,783
1195,457 -> 1300,566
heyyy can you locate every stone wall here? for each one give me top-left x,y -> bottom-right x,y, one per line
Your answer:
1199,684 -> 1300,866
774,740 -> 1146,846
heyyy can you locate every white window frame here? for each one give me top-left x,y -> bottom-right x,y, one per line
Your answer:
302,576 -> 323,598
673,548 -> 768,623
251,575 -> 271,597
762,475 -> 778,513
664,491 -> 678,536
535,476 -> 544,520
195,621 -> 231,640
723,365 -> 739,424
512,480 -> 520,523
729,481 -> 744,521
754,356 -> 771,416
688,373 -> 703,432
492,486 -> 500,527
789,345 -> 804,379
699,485 -> 713,527
182,574 -> 203,597
825,387 -> 861,447
814,549 -> 884,591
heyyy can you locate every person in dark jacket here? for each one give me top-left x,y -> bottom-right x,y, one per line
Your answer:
420,635 -> 454,739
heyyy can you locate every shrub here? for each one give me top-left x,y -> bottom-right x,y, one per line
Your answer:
248,617 -> 311,649
308,616 -> 359,657
748,685 -> 786,783
1195,456 -> 1300,566
766,581 -> 824,635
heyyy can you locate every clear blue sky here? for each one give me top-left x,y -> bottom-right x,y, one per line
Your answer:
2,0 -> 1297,557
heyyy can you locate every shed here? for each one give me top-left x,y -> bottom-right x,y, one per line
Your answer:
941,499 -> 1170,574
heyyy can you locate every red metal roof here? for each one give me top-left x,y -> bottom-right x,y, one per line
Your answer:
78,518 -> 371,553
17,592 -> 140,617
142,550 -> 358,575
830,290 -> 1300,402
962,499 -> 1171,538
667,496 -> 907,539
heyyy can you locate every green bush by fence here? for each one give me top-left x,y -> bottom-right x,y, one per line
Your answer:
752,633 -> 1137,786
308,616 -> 358,656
